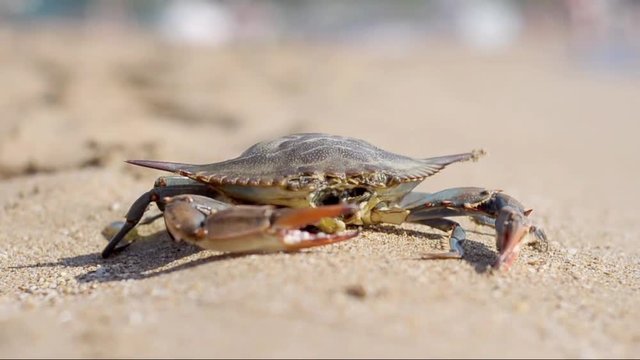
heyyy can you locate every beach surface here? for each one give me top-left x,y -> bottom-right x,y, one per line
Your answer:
1,29 -> 639,358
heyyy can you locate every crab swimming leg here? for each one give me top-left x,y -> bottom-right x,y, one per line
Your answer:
162,195 -> 359,253
101,176 -> 222,258
400,187 -> 547,270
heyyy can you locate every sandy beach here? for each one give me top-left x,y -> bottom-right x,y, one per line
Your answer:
0,27 -> 639,358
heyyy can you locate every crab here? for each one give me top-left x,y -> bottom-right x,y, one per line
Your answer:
102,133 -> 546,270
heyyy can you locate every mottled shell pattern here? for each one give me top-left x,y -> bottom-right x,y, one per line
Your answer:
134,133 -> 483,191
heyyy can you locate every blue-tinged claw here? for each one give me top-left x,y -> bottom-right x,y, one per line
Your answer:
494,206 -> 534,271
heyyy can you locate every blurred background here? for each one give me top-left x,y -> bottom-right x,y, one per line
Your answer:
1,0 -> 639,205
2,0 -> 639,63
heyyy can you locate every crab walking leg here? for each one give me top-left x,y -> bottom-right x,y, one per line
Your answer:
400,187 -> 546,270
163,195 -> 360,253
415,219 -> 467,259
101,183 -> 221,258
412,197 -> 548,252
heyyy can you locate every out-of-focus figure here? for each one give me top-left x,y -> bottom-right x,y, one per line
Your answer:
566,0 -> 640,73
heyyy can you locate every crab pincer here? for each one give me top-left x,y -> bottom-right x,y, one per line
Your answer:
494,206 -> 546,271
163,195 -> 359,253
402,187 -> 546,271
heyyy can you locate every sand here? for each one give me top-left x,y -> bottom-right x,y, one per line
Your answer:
1,28 -> 639,358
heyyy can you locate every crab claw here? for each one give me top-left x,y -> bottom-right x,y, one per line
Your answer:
494,206 -> 534,271
163,195 -> 359,254
269,204 -> 360,250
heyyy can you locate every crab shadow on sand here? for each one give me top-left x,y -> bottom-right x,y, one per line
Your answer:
368,224 -> 498,273
15,225 -> 499,284
13,231 -> 252,284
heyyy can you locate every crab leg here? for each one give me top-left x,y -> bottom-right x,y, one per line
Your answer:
163,195 -> 359,253
101,181 -> 221,258
400,187 -> 546,270
415,218 -> 467,259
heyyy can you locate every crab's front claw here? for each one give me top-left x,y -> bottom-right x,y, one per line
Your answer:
269,204 -> 360,250
494,206 -> 543,271
164,195 -> 359,254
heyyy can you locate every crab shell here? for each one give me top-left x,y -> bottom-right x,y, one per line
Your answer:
129,133 -> 483,210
